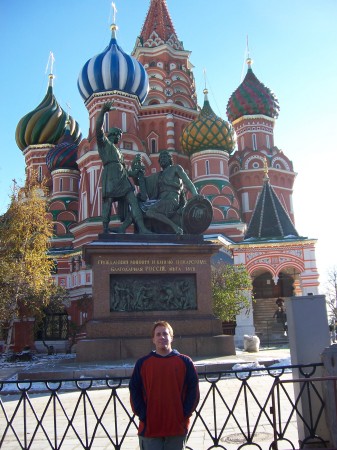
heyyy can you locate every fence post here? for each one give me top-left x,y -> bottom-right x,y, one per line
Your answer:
321,345 -> 337,447
286,295 -> 331,447
234,291 -> 255,348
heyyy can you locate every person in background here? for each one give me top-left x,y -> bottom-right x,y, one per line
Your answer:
273,306 -> 287,336
275,297 -> 285,308
129,320 -> 200,450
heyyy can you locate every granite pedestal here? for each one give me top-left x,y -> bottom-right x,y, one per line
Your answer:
77,234 -> 235,361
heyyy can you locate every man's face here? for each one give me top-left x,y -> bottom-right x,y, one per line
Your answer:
159,153 -> 171,168
152,325 -> 173,355
108,131 -> 122,144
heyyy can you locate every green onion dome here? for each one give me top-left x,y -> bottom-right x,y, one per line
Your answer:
181,89 -> 235,155
226,58 -> 280,122
15,75 -> 81,151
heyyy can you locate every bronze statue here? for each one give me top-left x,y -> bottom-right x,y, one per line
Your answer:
96,101 -> 151,234
132,151 -> 212,235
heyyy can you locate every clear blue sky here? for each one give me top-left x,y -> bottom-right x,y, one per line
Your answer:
1,0 -> 337,288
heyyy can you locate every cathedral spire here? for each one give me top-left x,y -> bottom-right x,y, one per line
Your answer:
137,0 -> 183,50
245,168 -> 299,240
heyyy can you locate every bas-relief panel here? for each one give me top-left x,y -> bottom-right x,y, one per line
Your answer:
109,274 -> 197,312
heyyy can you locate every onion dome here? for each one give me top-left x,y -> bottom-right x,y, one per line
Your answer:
226,58 -> 280,122
181,89 -> 235,155
78,24 -> 149,104
15,75 -> 81,151
46,120 -> 79,172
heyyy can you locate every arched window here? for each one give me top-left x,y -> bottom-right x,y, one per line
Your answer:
38,166 -> 43,182
252,133 -> 257,150
266,134 -> 270,149
242,192 -> 249,213
104,112 -> 109,132
151,139 -> 157,154
59,178 -> 63,192
205,160 -> 210,175
122,112 -> 127,132
81,192 -> 88,220
97,187 -> 102,216
89,168 -> 97,202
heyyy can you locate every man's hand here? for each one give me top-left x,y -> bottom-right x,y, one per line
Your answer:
102,101 -> 116,112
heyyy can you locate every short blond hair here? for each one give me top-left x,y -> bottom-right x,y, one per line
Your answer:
152,321 -> 174,338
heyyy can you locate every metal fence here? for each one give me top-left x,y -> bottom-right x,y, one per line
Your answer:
0,362 -> 330,450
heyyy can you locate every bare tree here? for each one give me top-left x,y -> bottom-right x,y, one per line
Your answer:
325,266 -> 337,323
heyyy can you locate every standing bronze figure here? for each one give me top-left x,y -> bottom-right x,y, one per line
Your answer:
96,101 -> 151,234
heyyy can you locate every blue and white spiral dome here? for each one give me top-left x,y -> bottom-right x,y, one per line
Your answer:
77,25 -> 149,104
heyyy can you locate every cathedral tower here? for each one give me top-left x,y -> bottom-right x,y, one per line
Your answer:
227,58 -> 296,226
132,0 -> 198,172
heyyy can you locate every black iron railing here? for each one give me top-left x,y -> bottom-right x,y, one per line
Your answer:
271,375 -> 337,449
0,362 -> 329,450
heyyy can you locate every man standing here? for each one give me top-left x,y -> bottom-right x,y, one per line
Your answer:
129,321 -> 200,450
96,101 -> 150,234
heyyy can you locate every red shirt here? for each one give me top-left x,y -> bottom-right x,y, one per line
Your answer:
129,350 -> 200,437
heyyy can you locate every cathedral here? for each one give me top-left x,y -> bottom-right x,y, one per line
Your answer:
13,0 -> 319,351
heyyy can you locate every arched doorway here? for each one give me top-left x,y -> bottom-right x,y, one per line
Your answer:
251,268 -> 297,344
277,271 -> 295,297
252,270 -> 295,299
